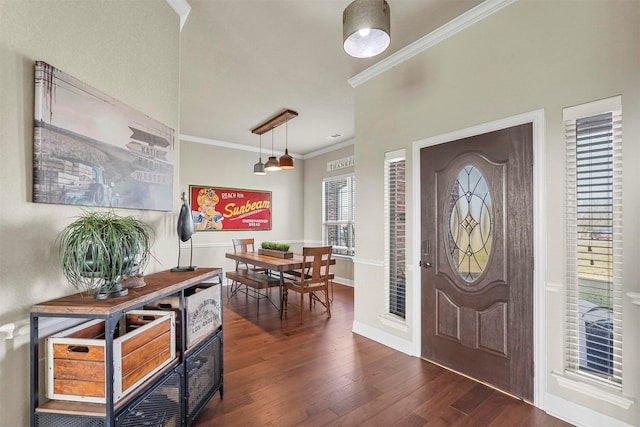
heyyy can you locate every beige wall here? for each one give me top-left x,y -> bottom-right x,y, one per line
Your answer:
178,140 -> 305,274
0,1 -> 180,425
352,0 -> 639,425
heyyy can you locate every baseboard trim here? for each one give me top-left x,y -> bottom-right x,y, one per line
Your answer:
352,320 -> 416,356
544,392 -> 635,427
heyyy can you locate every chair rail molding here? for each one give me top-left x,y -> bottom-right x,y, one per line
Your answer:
352,257 -> 383,267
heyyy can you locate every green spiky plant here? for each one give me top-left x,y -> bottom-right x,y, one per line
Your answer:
261,241 -> 290,252
58,210 -> 153,299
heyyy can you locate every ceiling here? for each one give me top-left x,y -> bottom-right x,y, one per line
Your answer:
179,0 -> 484,157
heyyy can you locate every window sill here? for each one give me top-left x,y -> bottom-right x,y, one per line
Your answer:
379,314 -> 409,332
626,292 -> 640,306
552,371 -> 634,409
332,253 -> 353,261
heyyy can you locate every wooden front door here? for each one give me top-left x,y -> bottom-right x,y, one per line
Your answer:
420,123 -> 534,401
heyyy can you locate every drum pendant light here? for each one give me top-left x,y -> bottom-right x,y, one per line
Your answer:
264,128 -> 281,171
253,134 -> 266,175
278,118 -> 295,169
343,0 -> 390,59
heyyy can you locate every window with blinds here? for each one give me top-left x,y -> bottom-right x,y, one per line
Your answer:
322,174 -> 355,256
385,150 -> 406,318
564,96 -> 622,388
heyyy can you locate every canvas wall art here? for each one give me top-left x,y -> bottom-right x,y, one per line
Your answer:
33,61 -> 174,211
189,185 -> 272,231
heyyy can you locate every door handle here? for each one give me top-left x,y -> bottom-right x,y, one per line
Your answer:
419,260 -> 432,269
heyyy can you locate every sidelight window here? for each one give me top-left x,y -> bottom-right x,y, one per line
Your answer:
323,174 -> 355,256
564,96 -> 622,387
384,150 -> 406,318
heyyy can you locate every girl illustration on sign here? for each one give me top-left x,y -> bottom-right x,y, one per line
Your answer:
193,188 -> 223,230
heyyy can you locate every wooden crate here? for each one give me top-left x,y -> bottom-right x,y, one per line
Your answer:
147,284 -> 221,349
46,310 -> 175,404
185,284 -> 221,348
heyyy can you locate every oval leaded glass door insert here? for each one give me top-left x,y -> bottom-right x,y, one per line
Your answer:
448,165 -> 493,283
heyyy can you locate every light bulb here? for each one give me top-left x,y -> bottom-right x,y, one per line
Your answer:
358,28 -> 371,37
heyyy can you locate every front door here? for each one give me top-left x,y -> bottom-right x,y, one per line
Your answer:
420,123 -> 534,401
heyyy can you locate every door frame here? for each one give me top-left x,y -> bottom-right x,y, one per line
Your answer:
411,110 -> 546,408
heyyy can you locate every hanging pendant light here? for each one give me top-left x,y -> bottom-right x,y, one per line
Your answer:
264,128 -> 281,171
278,118 -> 295,170
253,134 -> 266,175
343,0 -> 391,59
251,109 -> 297,174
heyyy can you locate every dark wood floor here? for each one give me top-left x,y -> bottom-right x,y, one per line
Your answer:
193,283 -> 572,426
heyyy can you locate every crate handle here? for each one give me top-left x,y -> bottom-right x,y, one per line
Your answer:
67,345 -> 90,354
158,303 -> 173,309
138,315 -> 157,322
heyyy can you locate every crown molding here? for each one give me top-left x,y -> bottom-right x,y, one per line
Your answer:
180,133 -> 353,160
181,134 -> 264,154
348,0 -> 518,88
165,0 -> 191,31
180,133 -> 301,158
302,138 -> 354,160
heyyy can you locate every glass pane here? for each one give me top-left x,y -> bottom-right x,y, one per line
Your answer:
388,158 -> 406,318
325,223 -> 354,256
448,166 -> 493,283
323,175 -> 355,256
575,113 -> 615,376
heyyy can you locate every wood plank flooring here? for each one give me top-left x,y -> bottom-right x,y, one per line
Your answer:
193,283 -> 572,426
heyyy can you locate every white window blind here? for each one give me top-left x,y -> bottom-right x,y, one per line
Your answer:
384,150 -> 406,318
564,96 -> 623,388
323,174 -> 355,256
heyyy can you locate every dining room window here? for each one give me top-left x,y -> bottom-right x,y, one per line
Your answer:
563,96 -> 623,388
323,174 -> 355,256
384,150 -> 406,318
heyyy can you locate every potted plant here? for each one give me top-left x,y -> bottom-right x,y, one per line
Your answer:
258,241 -> 293,258
58,210 -> 153,299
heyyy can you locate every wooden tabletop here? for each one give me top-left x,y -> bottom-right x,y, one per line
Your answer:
31,268 -> 222,317
225,252 -> 334,273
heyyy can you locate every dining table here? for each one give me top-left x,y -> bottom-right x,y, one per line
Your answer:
224,251 -> 335,315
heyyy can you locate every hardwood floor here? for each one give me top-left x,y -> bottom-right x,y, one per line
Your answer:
193,283 -> 572,426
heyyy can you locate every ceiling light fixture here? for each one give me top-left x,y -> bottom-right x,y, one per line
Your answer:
343,0 -> 391,59
278,118 -> 295,169
264,128 -> 281,172
251,109 -> 298,174
253,134 -> 266,175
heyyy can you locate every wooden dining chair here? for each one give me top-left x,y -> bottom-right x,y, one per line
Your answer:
226,238 -> 278,317
283,246 -> 332,324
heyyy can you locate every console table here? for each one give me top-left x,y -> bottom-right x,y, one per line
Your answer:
29,268 -> 223,427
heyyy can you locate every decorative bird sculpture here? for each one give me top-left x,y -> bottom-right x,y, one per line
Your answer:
177,192 -> 194,242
